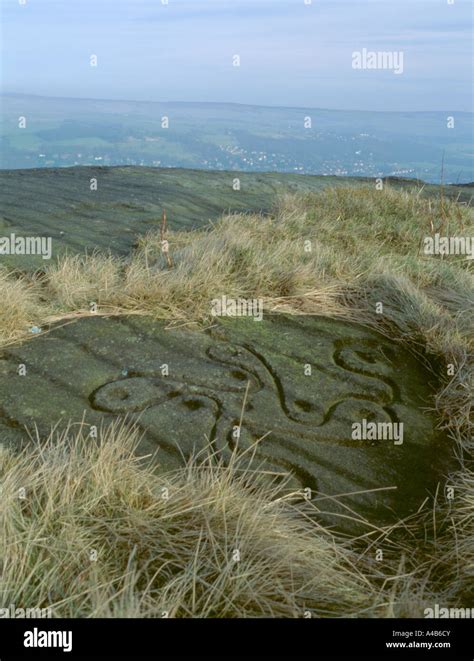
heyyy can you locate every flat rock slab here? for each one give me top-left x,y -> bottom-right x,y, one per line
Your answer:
0,314 -> 452,530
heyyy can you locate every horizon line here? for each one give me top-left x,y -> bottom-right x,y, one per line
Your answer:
1,164 -> 472,187
1,92 -> 472,115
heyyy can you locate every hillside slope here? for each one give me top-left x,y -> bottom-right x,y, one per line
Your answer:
0,166 -> 472,268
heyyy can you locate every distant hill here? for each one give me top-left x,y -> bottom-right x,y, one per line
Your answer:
1,94 -> 473,184
0,166 -> 472,269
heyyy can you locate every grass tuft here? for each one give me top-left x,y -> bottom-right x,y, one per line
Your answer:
1,420 -> 383,618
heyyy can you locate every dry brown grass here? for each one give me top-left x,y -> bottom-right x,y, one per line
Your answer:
45,252 -> 124,310
1,184 -> 472,342
1,420 -> 386,618
0,267 -> 44,346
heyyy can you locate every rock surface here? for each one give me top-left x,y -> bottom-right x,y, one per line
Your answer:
0,314 -> 452,530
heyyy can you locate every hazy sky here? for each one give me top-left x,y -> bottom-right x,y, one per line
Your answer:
1,0 -> 472,111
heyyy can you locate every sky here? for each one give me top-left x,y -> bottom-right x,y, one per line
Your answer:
0,0 -> 472,111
